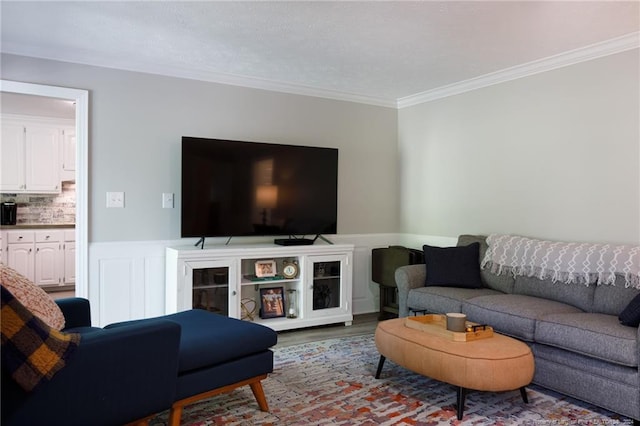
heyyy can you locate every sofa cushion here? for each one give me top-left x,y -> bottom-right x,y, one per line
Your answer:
513,276 -> 595,312
423,243 -> 482,288
462,294 -> 582,341
619,293 -> 640,327
407,286 -> 502,315
592,274 -> 640,316
532,343 -> 639,388
457,235 -> 515,293
536,313 -> 638,367
0,264 -> 65,330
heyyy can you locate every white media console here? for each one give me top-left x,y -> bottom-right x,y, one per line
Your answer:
166,243 -> 354,331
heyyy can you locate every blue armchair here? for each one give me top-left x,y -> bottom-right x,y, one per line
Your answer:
2,296 -> 182,426
3,293 -> 278,426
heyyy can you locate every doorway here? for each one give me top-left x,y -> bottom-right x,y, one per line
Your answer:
1,80 -> 88,298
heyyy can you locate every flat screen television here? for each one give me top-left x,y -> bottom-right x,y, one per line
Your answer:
181,137 -> 338,245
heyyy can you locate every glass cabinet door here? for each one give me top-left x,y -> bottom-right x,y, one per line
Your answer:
312,260 -> 341,310
306,254 -> 348,317
186,260 -> 237,317
192,266 -> 229,315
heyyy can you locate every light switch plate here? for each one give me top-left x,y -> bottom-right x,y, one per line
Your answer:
106,192 -> 124,208
162,192 -> 174,209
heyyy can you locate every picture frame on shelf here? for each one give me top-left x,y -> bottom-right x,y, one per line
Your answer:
255,259 -> 277,278
259,287 -> 286,319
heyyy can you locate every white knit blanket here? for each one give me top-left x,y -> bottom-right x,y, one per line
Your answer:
481,234 -> 640,289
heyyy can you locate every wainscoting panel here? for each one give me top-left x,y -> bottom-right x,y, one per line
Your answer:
144,255 -> 167,319
90,241 -> 171,326
351,245 -> 376,314
96,258 -> 134,326
88,234 -> 420,327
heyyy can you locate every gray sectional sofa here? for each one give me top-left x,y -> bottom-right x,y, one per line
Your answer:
396,234 -> 640,422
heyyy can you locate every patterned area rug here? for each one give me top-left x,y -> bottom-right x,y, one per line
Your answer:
151,334 -> 633,425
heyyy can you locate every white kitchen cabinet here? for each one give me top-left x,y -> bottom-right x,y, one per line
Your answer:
0,230 -> 6,265
166,243 -> 353,331
0,121 -> 26,191
63,230 -> 76,285
25,124 -> 60,192
34,230 -> 62,286
0,115 -> 71,194
60,126 -> 76,181
35,242 -> 61,286
6,230 -> 35,281
5,228 -> 74,287
7,244 -> 34,281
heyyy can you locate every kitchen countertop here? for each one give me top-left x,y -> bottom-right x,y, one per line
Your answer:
0,224 -> 76,230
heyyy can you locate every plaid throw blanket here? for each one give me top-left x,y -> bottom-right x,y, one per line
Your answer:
481,234 -> 640,289
1,285 -> 80,392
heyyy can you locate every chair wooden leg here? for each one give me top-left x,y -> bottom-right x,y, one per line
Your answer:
168,405 -> 183,426
169,374 -> 270,425
250,379 -> 269,411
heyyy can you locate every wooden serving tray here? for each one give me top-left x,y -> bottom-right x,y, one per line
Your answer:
405,314 -> 494,342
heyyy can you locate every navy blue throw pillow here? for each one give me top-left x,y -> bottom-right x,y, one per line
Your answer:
619,293 -> 640,327
423,242 -> 482,289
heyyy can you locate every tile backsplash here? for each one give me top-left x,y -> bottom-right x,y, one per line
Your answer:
1,182 -> 76,224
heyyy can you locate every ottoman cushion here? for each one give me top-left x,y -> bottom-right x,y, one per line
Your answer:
107,310 -> 278,372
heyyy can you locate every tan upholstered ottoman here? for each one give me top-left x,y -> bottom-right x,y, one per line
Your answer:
374,317 -> 534,420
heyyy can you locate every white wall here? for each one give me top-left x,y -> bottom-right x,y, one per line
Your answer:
1,53 -> 401,321
3,49 -> 638,325
398,49 -> 640,245
1,54 -> 400,242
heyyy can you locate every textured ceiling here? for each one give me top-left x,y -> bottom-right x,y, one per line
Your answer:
1,1 -> 639,106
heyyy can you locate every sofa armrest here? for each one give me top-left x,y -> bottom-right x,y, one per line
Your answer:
55,297 -> 92,329
396,264 -> 426,317
2,320 -> 181,426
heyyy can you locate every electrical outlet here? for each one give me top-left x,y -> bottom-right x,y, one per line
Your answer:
106,192 -> 125,208
162,192 -> 174,209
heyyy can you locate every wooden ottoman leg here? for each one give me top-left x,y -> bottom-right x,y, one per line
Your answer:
456,387 -> 466,420
250,379 -> 269,412
375,355 -> 386,379
520,387 -> 529,403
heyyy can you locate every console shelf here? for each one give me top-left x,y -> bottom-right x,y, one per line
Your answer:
166,243 -> 354,331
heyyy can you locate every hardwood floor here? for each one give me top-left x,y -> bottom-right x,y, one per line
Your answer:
274,313 -> 382,347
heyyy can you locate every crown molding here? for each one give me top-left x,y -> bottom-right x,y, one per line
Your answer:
144,62 -> 399,108
4,31 -> 638,110
397,32 -> 640,109
1,43 -> 397,108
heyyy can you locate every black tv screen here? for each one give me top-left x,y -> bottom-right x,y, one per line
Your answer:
181,137 -> 338,238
